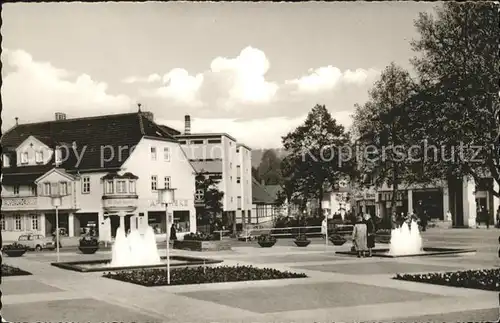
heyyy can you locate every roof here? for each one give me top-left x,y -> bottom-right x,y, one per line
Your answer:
175,132 -> 237,142
263,184 -> 281,201
190,160 -> 223,174
1,112 -> 176,183
252,178 -> 277,204
236,143 -> 252,151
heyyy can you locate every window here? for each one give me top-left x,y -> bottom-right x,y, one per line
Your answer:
14,214 -> 22,231
195,189 -> 204,201
129,180 -> 136,194
164,176 -> 171,189
163,147 -> 170,161
230,162 -> 232,169
3,154 -> 10,167
82,176 -> 90,194
151,147 -> 157,160
35,151 -> 43,163
178,140 -> 187,145
0,217 -> 6,231
237,178 -> 241,184
60,182 -> 68,196
236,148 -> 240,153
117,180 -> 127,193
151,175 -> 158,191
230,197 -> 234,202
13,185 -> 20,195
208,139 -> 221,144
31,215 -> 39,231
20,152 -> 28,164
105,180 -> 114,194
230,176 -> 233,182
30,185 -> 37,196
191,140 -> 204,144
43,182 -> 51,195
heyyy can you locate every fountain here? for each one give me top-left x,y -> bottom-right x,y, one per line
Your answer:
389,220 -> 423,256
109,226 -> 161,267
51,225 -> 223,272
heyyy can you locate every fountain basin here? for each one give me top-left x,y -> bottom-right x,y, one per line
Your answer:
51,255 -> 223,272
336,247 -> 476,258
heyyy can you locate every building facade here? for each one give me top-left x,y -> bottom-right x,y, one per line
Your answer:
1,111 -> 197,242
174,116 -> 253,228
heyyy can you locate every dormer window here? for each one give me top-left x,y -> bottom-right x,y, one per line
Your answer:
2,154 -> 10,167
20,152 -> 28,164
35,151 -> 43,164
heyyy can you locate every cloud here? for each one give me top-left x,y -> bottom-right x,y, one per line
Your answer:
158,110 -> 353,149
122,73 -> 162,84
286,66 -> 379,95
2,48 -> 132,128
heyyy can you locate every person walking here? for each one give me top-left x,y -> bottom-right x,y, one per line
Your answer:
364,213 -> 375,257
170,223 -> 177,241
321,217 -> 328,240
495,206 -> 500,228
352,216 -> 368,258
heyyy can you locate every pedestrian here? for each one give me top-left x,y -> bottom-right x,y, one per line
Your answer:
420,210 -> 428,231
446,210 -> 452,222
391,211 -> 397,229
364,213 -> 375,257
482,206 -> 489,229
475,206 -> 481,228
321,217 -> 327,240
496,207 -> 500,228
352,216 -> 368,258
170,223 -> 177,241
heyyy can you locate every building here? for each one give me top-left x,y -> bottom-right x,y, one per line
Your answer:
173,115 -> 253,229
356,177 -> 499,227
1,111 -> 197,241
250,179 -> 280,225
321,180 -> 352,219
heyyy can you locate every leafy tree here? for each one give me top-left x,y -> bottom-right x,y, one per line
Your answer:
352,62 -> 417,220
281,104 -> 353,217
409,2 -> 500,197
251,167 -> 261,183
195,173 -> 224,231
257,149 -> 283,185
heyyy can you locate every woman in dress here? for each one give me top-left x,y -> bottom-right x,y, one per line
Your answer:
364,213 -> 375,257
352,216 -> 368,258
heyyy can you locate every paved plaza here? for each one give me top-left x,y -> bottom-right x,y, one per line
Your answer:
2,228 -> 499,323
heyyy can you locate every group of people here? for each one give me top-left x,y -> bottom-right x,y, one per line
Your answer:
351,213 -> 377,257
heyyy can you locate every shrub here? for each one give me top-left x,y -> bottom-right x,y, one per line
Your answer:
294,234 -> 309,241
183,232 -> 219,241
394,268 -> 500,292
3,242 -> 28,251
79,236 -> 99,247
103,265 -> 307,286
376,229 -> 392,236
257,234 -> 276,243
1,264 -> 32,276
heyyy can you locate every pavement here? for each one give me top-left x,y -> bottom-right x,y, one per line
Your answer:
1,227 -> 499,323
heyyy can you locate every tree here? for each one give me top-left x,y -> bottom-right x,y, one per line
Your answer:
195,173 -> 224,231
409,2 -> 500,197
257,149 -> 283,185
352,62 -> 417,221
281,104 -> 353,218
251,167 -> 261,183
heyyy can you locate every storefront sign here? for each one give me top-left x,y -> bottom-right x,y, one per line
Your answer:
102,198 -> 138,210
149,199 -> 190,208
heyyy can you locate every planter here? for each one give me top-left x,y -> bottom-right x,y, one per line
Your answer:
3,249 -> 26,257
294,240 -> 311,247
78,246 -> 99,254
330,239 -> 346,246
173,240 -> 232,252
258,241 -> 276,248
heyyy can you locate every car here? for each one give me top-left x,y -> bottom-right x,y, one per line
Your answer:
17,233 -> 56,251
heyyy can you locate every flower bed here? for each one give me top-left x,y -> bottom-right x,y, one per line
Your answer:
2,264 -> 32,277
79,236 -> 99,254
257,234 -> 276,247
103,265 -> 307,287
394,268 -> 500,291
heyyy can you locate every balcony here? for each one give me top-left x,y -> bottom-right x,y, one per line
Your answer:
1,196 -> 38,211
102,194 -> 139,213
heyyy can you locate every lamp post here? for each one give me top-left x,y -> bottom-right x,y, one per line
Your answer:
157,186 -> 176,285
46,181 -> 70,263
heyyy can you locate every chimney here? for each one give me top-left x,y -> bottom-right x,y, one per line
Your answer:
55,112 -> 67,121
142,111 -> 154,121
184,115 -> 191,134
15,117 -> 18,126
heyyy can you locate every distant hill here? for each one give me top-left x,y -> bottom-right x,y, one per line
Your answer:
251,148 -> 288,168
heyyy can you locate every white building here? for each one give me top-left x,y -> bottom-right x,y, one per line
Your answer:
174,115 -> 253,229
1,111 -> 197,241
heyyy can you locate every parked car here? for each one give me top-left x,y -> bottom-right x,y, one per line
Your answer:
17,233 -> 55,251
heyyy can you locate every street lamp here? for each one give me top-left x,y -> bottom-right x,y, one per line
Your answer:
47,181 -> 70,263
157,186 -> 176,285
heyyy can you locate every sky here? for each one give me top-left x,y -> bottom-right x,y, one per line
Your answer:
1,2 -> 439,149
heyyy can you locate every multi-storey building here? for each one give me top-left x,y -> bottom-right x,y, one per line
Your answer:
174,116 -> 253,228
1,111 -> 197,241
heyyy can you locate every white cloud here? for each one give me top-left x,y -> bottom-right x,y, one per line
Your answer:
286,66 -> 379,94
142,68 -> 204,107
159,110 -> 353,149
122,73 -> 162,84
209,46 -> 278,106
2,49 -> 132,128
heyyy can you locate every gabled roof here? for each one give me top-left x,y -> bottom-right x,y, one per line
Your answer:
1,112 -> 177,181
252,178 -> 277,204
190,160 -> 223,174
